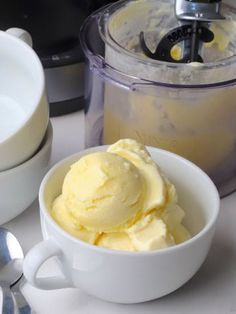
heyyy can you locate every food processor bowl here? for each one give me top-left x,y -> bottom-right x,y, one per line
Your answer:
80,0 -> 236,197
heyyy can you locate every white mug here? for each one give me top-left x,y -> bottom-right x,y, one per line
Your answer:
23,146 -> 220,304
0,28 -> 49,171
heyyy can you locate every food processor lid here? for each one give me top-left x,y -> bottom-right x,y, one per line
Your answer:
81,0 -> 236,86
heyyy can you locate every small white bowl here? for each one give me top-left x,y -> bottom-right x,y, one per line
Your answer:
0,121 -> 53,225
23,146 -> 220,303
0,30 -> 49,171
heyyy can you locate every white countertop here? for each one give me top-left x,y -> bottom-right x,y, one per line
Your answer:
3,111 -> 236,314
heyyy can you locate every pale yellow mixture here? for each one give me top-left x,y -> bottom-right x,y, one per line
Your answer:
103,86 -> 236,173
51,139 -> 190,252
102,0 -> 236,175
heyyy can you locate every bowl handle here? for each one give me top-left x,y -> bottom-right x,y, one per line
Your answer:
23,239 -> 73,290
6,28 -> 33,47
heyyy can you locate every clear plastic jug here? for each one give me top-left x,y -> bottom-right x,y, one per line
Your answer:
80,0 -> 236,196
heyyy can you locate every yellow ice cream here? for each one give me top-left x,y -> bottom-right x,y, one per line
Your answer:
60,151 -> 145,232
51,139 -> 191,252
107,139 -> 167,213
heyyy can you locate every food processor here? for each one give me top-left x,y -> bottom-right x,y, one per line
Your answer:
80,0 -> 236,196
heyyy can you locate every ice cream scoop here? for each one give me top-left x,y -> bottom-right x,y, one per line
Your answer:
107,139 -> 167,213
53,151 -> 145,233
51,139 -> 191,252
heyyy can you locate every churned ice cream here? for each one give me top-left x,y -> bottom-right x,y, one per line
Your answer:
51,139 -> 190,251
95,0 -> 236,194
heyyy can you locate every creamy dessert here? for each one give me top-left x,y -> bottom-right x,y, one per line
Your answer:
51,139 -> 190,252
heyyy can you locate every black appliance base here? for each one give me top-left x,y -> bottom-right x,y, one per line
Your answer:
49,96 -> 84,117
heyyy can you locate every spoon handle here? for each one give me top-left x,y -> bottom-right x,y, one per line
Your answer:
1,285 -> 16,314
11,276 -> 32,314
11,289 -> 31,314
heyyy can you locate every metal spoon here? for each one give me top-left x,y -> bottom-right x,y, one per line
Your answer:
0,227 -> 31,314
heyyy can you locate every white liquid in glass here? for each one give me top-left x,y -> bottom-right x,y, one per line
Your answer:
0,95 -> 26,143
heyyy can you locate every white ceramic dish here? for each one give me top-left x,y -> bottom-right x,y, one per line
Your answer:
23,146 -> 220,304
0,121 -> 53,225
0,28 -> 49,171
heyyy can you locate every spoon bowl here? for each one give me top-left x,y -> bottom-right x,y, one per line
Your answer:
0,228 -> 24,285
0,227 -> 32,313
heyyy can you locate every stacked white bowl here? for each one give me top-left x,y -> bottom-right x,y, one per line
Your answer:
0,28 -> 52,224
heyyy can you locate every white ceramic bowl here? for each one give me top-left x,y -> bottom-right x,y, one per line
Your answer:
0,30 -> 49,171
23,146 -> 220,304
0,122 -> 53,225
